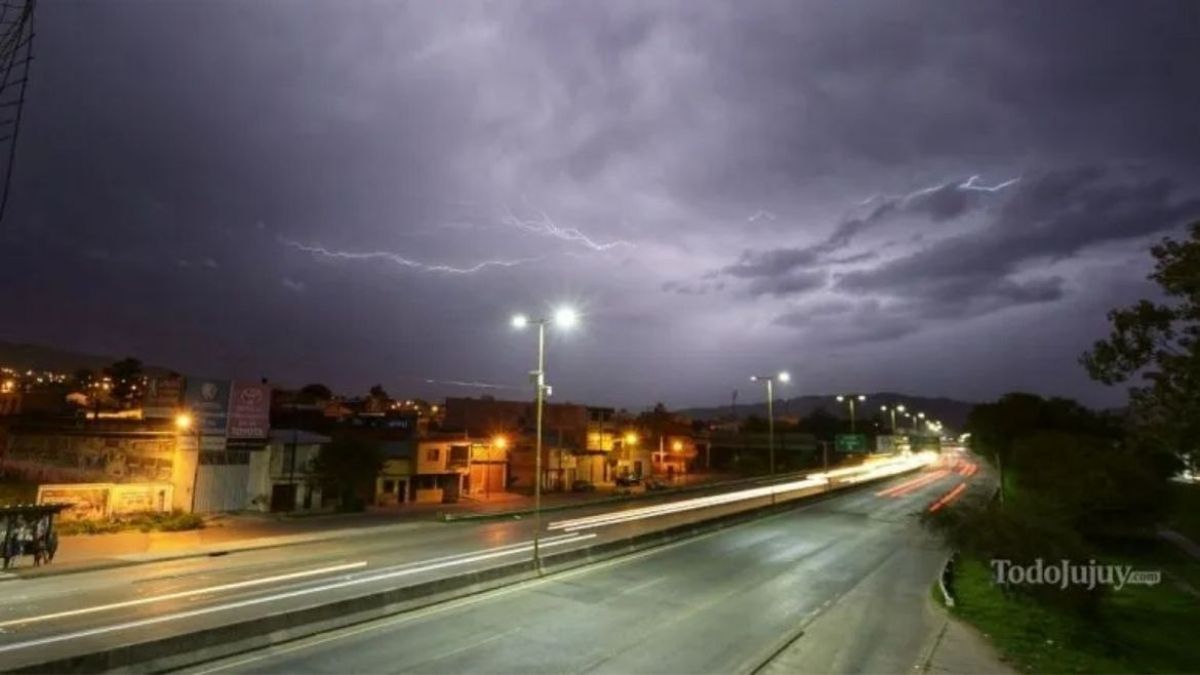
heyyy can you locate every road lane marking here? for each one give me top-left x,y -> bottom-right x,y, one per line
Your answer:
0,534 -> 596,656
0,562 -> 369,629
190,485 -> 907,674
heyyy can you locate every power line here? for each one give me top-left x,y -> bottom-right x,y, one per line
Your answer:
0,0 -> 35,225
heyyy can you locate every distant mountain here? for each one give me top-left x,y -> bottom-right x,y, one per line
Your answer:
679,392 -> 978,430
0,339 -> 118,373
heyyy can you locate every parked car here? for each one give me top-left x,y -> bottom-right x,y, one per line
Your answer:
614,474 -> 641,487
571,480 -> 596,493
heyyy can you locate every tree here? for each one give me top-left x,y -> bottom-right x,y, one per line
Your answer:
366,384 -> 392,413
1081,220 -> 1200,472
797,407 -> 840,440
312,438 -> 383,511
103,357 -> 142,403
299,383 -> 333,402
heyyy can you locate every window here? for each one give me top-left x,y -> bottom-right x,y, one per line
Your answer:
383,480 -> 395,493
426,447 -> 440,462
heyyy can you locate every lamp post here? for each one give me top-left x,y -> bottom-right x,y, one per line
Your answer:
880,405 -> 897,434
624,432 -> 639,478
750,371 -> 790,501
511,307 -> 577,569
175,412 -> 201,513
836,394 -> 867,433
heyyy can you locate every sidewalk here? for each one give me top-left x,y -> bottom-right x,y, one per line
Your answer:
921,605 -> 1016,674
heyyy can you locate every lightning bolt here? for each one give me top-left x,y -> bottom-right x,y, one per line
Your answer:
501,202 -> 632,252
857,173 -> 1022,206
746,210 -> 777,223
957,175 -> 1021,192
282,239 -> 536,274
423,378 -> 516,390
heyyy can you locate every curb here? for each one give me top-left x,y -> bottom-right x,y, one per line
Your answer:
938,551 -> 958,609
10,469 -> 914,674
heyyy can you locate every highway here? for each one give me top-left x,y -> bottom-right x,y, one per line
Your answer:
0,454 -> 976,672
185,457 -> 981,674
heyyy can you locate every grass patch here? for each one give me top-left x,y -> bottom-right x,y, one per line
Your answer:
57,510 -> 205,536
951,552 -> 1200,674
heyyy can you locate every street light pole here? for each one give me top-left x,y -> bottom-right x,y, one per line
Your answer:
512,308 -> 577,572
836,394 -> 867,434
766,378 -> 775,478
751,371 -> 789,504
533,318 -> 545,568
881,405 -> 897,434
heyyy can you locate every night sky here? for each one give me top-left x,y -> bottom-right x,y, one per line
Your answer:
2,2 -> 1198,409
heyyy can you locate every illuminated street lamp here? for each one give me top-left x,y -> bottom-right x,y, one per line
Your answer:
879,404 -> 904,434
750,371 -> 790,492
511,306 -> 578,569
836,394 -> 867,433
175,411 -> 202,513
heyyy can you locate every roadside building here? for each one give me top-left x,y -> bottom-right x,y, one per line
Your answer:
3,418 -> 186,517
509,432 -> 578,492
411,433 -> 510,503
259,428 -> 328,512
375,439 -> 415,506
413,434 -> 470,503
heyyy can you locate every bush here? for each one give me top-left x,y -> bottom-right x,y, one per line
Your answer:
926,495 -> 1106,616
55,510 -> 205,535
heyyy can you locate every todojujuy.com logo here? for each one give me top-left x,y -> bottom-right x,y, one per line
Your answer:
990,559 -> 1161,591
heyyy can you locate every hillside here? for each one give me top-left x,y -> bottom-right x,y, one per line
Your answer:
679,392 -> 977,430
0,339 -> 118,372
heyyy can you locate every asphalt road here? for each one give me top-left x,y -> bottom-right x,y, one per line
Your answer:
0,455 -> 971,671
185,460 -> 980,674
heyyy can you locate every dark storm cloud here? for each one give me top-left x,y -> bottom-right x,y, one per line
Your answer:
838,167 -> 1200,300
4,1 -> 1200,408
716,174 -> 1017,297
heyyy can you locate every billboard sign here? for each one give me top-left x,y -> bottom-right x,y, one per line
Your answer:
141,375 -> 184,419
183,377 -> 231,435
227,381 -> 271,439
38,483 -> 111,520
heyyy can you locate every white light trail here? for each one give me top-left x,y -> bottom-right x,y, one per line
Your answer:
548,477 -> 829,532
548,453 -> 940,532
282,239 -> 537,274
501,204 -> 632,252
0,561 -> 369,628
0,534 -> 595,654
